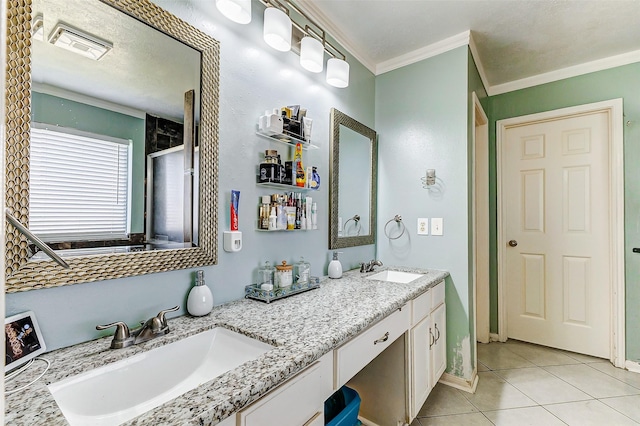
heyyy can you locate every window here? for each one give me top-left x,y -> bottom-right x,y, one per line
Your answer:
29,124 -> 132,242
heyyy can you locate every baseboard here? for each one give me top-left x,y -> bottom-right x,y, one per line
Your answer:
626,360 -> 640,374
357,416 -> 388,426
489,333 -> 501,342
438,369 -> 479,394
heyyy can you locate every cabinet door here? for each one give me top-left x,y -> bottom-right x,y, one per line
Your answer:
430,303 -> 446,384
409,316 -> 431,419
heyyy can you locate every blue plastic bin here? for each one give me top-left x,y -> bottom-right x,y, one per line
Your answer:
325,386 -> 361,426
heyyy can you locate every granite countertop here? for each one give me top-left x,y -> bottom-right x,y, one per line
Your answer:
5,266 -> 449,425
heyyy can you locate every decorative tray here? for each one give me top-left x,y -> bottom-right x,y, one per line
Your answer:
245,277 -> 320,303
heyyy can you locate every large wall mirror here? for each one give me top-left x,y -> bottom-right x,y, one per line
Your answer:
329,108 -> 377,249
5,0 -> 219,292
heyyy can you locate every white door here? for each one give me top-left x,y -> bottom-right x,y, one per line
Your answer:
503,110 -> 610,358
430,303 -> 446,382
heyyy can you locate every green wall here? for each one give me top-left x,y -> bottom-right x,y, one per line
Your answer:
487,62 -> 640,362
31,92 -> 146,233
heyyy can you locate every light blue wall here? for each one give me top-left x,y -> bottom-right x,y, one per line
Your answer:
31,92 -> 146,233
5,0 -> 376,350
375,47 -> 475,378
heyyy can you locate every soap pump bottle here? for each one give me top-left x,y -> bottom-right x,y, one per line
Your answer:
187,270 -> 213,316
328,251 -> 343,279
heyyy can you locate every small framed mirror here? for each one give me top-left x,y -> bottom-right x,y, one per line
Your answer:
329,108 -> 377,249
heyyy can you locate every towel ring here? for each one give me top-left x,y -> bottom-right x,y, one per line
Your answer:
384,215 -> 406,240
343,214 -> 361,236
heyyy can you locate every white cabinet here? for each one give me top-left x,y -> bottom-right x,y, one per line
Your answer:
409,280 -> 446,420
430,302 -> 446,384
238,352 -> 333,426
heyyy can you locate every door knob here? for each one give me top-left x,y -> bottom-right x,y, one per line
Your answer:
508,240 -> 518,247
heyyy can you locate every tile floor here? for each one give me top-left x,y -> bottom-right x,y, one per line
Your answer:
412,340 -> 640,425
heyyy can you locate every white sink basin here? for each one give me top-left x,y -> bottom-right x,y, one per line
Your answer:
48,327 -> 273,426
366,270 -> 424,284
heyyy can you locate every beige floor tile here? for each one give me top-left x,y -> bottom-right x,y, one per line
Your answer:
544,364 -> 640,399
483,406 -> 566,426
544,399 -> 638,426
462,372 -> 537,411
589,362 -> 640,389
504,340 -> 581,366
478,343 -> 536,370
601,395 -> 640,422
477,362 -> 490,372
418,413 -> 493,425
559,350 -> 607,364
418,383 -> 478,417
410,418 -> 423,426
495,366 -> 591,405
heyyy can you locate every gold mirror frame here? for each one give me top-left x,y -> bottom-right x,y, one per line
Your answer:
4,0 -> 219,292
329,108 -> 377,249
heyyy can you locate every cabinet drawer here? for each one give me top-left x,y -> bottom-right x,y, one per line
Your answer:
431,281 -> 445,311
239,353 -> 332,426
335,306 -> 410,389
411,290 -> 431,326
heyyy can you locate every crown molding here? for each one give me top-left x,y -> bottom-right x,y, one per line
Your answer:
468,31 -> 490,96
294,1 -> 377,74
376,31 -> 471,75
489,49 -> 640,95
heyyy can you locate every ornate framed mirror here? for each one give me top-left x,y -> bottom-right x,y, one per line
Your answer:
329,108 -> 377,249
5,0 -> 219,292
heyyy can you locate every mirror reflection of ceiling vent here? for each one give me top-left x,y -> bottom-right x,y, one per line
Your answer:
32,15 -> 44,41
48,23 -> 113,61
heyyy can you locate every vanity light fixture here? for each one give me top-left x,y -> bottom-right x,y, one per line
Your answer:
215,0 -> 252,24
300,35 -> 324,73
326,57 -> 350,88
263,7 -> 292,52
48,23 -> 112,61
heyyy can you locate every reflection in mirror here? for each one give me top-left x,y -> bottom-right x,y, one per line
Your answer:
4,0 -> 219,292
329,109 -> 377,249
31,0 -> 201,253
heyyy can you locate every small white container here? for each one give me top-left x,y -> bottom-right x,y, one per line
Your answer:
328,251 -> 342,279
187,270 -> 213,316
275,261 -> 293,288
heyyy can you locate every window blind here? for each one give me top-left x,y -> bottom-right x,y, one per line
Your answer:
29,125 -> 132,242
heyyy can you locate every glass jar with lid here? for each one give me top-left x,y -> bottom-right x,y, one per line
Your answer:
295,256 -> 310,285
275,260 -> 293,288
257,261 -> 274,290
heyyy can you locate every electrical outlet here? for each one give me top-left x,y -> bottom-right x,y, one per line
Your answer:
431,218 -> 443,235
417,218 -> 429,235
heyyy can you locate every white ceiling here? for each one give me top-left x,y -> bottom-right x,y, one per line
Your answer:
298,0 -> 640,94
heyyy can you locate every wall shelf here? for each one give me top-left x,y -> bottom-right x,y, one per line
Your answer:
256,130 -> 319,150
255,228 -> 317,232
256,181 -> 320,192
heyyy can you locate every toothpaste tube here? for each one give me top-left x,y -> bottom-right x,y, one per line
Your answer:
231,190 -> 240,231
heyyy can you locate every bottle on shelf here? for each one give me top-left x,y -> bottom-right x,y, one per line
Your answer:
294,143 -> 305,187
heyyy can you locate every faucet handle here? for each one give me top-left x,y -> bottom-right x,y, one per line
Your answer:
156,305 -> 179,328
96,321 -> 131,341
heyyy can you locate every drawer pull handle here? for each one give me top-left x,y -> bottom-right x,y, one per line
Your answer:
374,332 -> 390,345
429,328 -> 435,349
434,323 -> 440,343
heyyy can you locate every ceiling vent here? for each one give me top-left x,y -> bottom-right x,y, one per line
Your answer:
48,23 -> 112,61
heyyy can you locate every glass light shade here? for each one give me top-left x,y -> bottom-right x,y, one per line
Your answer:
216,0 -> 251,24
263,8 -> 292,52
300,36 -> 324,73
326,58 -> 350,88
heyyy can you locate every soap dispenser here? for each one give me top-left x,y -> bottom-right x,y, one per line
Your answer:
328,251 -> 343,279
187,270 -> 213,316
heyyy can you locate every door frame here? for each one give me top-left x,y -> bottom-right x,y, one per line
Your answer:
472,92 -> 490,345
496,99 -> 625,367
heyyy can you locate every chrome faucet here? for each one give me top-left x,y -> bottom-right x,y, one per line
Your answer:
360,259 -> 383,273
96,306 -> 179,349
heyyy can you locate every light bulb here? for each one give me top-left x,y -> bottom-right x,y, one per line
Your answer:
326,57 -> 350,88
263,7 -> 291,52
300,36 -> 324,73
216,0 -> 251,24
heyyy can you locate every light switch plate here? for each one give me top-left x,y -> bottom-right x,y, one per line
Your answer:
431,218 -> 443,235
417,218 -> 429,235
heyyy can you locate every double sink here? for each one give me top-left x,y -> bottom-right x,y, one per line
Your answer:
47,268 -> 424,425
